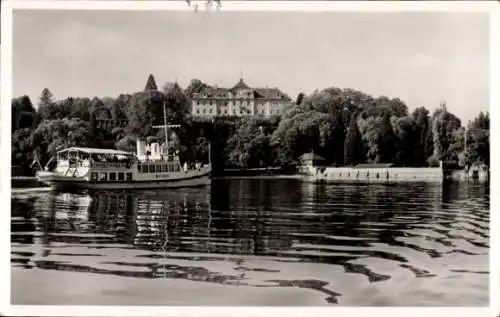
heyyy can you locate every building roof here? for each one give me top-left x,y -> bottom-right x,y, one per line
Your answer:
192,78 -> 291,101
299,152 -> 326,161
201,86 -> 230,97
354,163 -> 394,169
231,78 -> 251,91
254,87 -> 290,100
57,147 -> 134,156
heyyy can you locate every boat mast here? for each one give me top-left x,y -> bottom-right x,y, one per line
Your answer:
152,100 -> 181,159
163,100 -> 169,157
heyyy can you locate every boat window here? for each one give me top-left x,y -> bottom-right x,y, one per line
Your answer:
99,172 -> 107,181
141,165 -> 147,173
90,172 -> 98,181
118,172 -> 125,181
137,164 -> 141,172
175,165 -> 180,172
126,173 -> 132,181
161,164 -> 168,173
109,172 -> 116,181
148,164 -> 154,173
156,164 -> 162,173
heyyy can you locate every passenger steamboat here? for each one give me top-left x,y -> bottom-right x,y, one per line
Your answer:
36,103 -> 211,190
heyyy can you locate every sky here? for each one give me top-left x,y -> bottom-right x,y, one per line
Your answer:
12,9 -> 489,123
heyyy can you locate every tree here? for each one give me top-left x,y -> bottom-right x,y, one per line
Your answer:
144,74 -> 158,91
430,103 -> 461,163
378,112 -> 397,163
332,110 -> 346,166
30,118 -> 92,165
89,96 -> 105,113
69,97 -> 92,121
412,107 -> 431,166
38,88 -> 54,109
124,92 -> 157,137
115,135 -> 136,152
344,115 -> 364,166
226,118 -> 273,168
374,96 -> 408,118
424,120 -> 434,165
163,82 -> 190,124
37,88 -> 56,120
89,112 -> 98,139
391,116 -> 417,166
12,95 -> 36,132
467,111 -> 489,166
296,92 -> 305,105
448,127 -> 466,165
184,79 -> 209,98
358,116 -> 382,162
271,108 -> 334,166
12,128 -> 34,168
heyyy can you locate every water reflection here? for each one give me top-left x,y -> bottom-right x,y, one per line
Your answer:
11,179 -> 489,305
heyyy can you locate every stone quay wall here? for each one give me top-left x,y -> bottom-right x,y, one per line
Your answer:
300,166 -> 443,183
449,169 -> 489,182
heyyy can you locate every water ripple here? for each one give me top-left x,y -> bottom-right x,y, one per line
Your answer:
11,179 -> 489,306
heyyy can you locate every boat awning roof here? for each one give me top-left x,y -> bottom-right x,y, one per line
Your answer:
299,152 -> 326,161
354,163 -> 394,168
57,147 -> 134,156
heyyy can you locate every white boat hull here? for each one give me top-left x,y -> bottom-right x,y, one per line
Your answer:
37,170 -> 211,190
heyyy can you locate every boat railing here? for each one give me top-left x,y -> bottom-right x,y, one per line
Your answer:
90,162 -> 131,169
59,161 -> 90,168
59,160 -> 131,169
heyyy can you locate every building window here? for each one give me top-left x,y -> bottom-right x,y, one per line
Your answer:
109,172 -> 116,181
196,109 -> 200,114
118,172 -> 125,181
126,173 -> 132,181
203,109 -> 206,114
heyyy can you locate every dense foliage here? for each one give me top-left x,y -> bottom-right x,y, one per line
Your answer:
11,76 -> 489,175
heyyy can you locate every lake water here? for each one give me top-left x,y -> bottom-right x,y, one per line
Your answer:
11,179 -> 489,306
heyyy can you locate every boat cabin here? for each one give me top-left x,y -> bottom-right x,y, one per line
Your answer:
56,147 -> 135,169
54,147 -> 136,180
